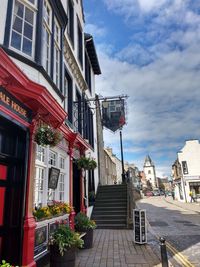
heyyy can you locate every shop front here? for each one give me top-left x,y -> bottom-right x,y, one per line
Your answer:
0,48 -> 91,266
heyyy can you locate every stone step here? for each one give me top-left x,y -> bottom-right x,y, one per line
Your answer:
96,224 -> 127,229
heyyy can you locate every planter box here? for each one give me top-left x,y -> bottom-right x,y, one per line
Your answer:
34,214 -> 69,260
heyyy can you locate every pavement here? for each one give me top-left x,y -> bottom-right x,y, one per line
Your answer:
76,229 -> 162,267
163,196 -> 200,214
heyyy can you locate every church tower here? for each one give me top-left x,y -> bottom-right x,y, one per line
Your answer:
143,155 -> 157,188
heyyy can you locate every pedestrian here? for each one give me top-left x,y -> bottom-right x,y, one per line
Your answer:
164,191 -> 167,198
171,191 -> 175,200
189,191 -> 195,202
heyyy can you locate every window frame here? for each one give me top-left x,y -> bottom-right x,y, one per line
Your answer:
9,0 -> 37,59
182,161 -> 188,175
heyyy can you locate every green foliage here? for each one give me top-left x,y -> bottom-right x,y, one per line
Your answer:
34,125 -> 62,147
76,156 -> 97,170
48,225 -> 84,256
0,260 -> 19,267
75,212 -> 96,232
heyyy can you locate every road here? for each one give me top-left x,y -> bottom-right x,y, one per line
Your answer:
137,196 -> 200,267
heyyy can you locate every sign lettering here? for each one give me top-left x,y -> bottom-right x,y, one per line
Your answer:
0,87 -> 32,122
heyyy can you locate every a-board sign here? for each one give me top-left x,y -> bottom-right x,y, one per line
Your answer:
133,209 -> 147,244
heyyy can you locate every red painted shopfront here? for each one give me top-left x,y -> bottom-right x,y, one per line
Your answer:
0,48 -> 89,267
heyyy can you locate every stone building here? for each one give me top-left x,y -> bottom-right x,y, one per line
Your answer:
143,155 -> 157,188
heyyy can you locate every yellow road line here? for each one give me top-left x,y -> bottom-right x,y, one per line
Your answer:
146,221 -> 195,267
165,241 -> 195,267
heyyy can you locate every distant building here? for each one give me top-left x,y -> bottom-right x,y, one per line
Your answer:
104,149 -> 117,184
173,140 -> 200,202
139,171 -> 148,189
143,155 -> 157,188
157,177 -> 171,191
172,159 -> 184,201
105,147 -> 122,184
125,163 -> 141,189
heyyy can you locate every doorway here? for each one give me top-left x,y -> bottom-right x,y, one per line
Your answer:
0,116 -> 28,265
73,161 -> 81,213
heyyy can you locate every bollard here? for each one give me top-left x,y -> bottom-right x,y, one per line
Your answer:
159,237 -> 169,267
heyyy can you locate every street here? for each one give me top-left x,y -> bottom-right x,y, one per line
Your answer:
137,196 -> 200,267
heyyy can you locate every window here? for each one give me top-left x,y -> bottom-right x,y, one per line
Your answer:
67,0 -> 74,45
42,0 -> 52,75
182,161 -> 188,174
85,52 -> 91,91
54,18 -> 61,88
148,170 -> 151,174
36,145 -> 45,163
10,0 -> 36,57
59,173 -> 65,201
60,156 -> 65,169
77,20 -> 83,67
64,70 -> 73,123
34,167 -> 44,207
49,151 -> 57,166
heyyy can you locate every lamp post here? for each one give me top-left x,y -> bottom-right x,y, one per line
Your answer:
120,129 -> 126,183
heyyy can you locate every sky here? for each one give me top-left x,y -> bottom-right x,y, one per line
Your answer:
83,0 -> 200,178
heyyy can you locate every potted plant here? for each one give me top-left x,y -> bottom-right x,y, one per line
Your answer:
48,224 -> 83,267
34,124 -> 62,147
75,212 -> 96,249
76,156 -> 97,170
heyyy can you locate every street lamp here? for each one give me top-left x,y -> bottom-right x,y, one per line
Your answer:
120,129 -> 126,183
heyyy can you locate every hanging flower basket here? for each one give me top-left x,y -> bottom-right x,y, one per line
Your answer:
76,156 -> 97,170
34,125 -> 62,147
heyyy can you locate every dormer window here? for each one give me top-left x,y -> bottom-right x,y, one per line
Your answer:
10,0 -> 37,58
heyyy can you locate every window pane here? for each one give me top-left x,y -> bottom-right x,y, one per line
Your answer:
11,31 -> 21,50
13,16 -> 23,33
22,37 -> 32,56
28,0 -> 35,4
24,22 -> 33,39
14,1 -> 24,18
25,8 -> 34,24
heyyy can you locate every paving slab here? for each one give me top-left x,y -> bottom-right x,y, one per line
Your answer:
76,229 -> 162,267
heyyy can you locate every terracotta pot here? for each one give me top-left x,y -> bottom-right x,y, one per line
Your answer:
50,246 -> 76,267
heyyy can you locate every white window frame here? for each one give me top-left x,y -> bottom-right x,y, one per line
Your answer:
53,18 -> 61,88
59,173 -> 65,201
42,0 -> 52,75
10,0 -> 37,58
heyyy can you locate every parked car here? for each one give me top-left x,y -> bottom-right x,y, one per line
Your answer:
152,190 -> 160,196
166,191 -> 172,196
145,191 -> 154,196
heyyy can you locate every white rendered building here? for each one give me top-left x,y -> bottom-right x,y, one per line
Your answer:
143,155 -> 157,188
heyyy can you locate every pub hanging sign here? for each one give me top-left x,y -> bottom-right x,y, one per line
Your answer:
0,86 -> 32,122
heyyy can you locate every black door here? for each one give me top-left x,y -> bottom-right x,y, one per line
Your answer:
73,161 -> 81,213
0,116 -> 28,265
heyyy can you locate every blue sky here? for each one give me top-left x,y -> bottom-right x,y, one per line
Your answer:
83,0 -> 200,177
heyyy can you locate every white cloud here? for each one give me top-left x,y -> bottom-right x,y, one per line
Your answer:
85,0 -> 200,177
85,23 -> 107,38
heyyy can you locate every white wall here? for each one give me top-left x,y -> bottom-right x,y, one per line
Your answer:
0,0 -> 8,44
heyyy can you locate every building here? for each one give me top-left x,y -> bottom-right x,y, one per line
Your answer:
172,158 -> 184,201
105,147 -> 122,184
143,155 -> 157,188
174,140 -> 200,202
0,0 -> 100,266
104,149 -> 117,184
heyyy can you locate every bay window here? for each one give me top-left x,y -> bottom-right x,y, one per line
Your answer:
34,145 -> 68,208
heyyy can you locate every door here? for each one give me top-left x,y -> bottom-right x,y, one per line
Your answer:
0,116 -> 28,265
73,161 -> 81,213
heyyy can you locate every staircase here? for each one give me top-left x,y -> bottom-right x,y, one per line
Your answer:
91,184 -> 127,229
